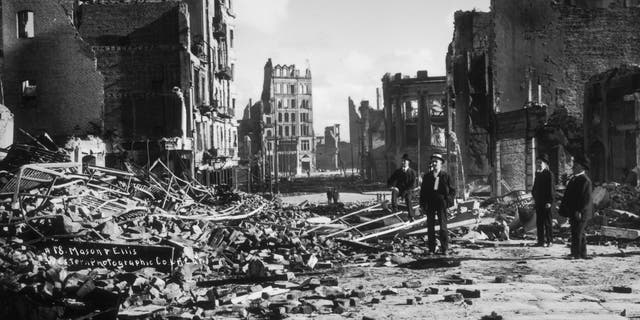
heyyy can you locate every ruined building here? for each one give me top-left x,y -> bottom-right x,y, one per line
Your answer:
259,59 -> 315,177
316,125 -> 340,171
348,98 -> 385,181
381,71 -> 452,180
449,0 -> 640,195
2,0 -> 238,184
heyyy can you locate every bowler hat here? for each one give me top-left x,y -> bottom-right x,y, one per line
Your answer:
573,154 -> 590,171
430,153 -> 445,162
401,153 -> 411,162
537,153 -> 550,164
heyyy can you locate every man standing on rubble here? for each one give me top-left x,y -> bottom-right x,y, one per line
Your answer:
387,154 -> 418,220
420,153 -> 456,255
532,153 -> 555,247
559,154 -> 593,259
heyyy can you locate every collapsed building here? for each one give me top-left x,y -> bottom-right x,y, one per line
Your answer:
381,71 -> 454,182
449,0 -> 640,195
348,98 -> 386,181
316,124 -> 340,171
1,0 -> 239,185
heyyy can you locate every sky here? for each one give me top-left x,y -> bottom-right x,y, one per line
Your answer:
234,0 -> 491,142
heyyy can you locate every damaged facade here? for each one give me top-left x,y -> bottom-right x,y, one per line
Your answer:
2,0 -> 238,184
449,0 -> 640,195
316,124 -> 340,171
381,71 -> 453,181
259,59 -> 316,177
348,98 -> 386,181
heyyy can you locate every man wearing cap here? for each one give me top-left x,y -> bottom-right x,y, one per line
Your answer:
532,153 -> 555,247
387,154 -> 418,220
420,153 -> 456,255
559,154 -> 593,259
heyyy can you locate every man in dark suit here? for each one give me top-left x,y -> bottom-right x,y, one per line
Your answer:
387,153 -> 418,220
420,153 -> 456,255
559,154 -> 593,259
532,153 -> 555,247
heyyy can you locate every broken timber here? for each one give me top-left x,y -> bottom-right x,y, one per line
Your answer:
352,216 -> 428,242
303,203 -> 381,235
153,204 -> 265,222
601,226 -> 640,239
323,208 -> 414,238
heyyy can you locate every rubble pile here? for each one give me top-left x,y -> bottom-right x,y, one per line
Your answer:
0,144 -> 401,319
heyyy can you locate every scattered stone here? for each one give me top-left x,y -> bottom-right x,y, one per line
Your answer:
456,289 -> 481,298
406,298 -> 414,305
444,293 -> 464,303
402,280 -> 422,288
381,288 -> 398,295
613,286 -> 633,293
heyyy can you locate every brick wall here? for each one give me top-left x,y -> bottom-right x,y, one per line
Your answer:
78,3 -> 181,46
492,0 -> 640,117
3,0 -> 104,141
78,3 -> 188,141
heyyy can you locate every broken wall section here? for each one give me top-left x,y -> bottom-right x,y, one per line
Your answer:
3,0 -> 105,141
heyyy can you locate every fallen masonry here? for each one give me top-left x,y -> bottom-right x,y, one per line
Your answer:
1,141 -> 640,319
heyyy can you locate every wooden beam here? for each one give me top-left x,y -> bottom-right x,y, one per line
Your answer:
302,203 -> 381,235
353,216 -> 428,242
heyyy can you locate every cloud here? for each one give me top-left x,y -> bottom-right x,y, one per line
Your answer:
234,0 -> 290,34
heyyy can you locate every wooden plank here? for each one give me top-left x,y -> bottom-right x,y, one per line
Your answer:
303,203 -> 381,235
601,226 -> 640,239
323,210 -> 405,238
406,217 -> 479,236
353,217 -> 428,242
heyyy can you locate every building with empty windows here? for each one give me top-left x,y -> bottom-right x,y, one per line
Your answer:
1,0 -> 238,185
259,58 -> 315,177
381,71 -> 451,179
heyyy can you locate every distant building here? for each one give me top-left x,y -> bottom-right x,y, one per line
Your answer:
260,59 -> 315,176
349,98 -> 385,181
316,124 -> 340,170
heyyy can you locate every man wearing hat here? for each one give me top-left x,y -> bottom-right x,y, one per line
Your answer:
420,153 -> 456,255
387,154 -> 418,220
559,154 -> 593,259
532,153 -> 555,247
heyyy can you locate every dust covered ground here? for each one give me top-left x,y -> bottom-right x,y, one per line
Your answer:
272,242 -> 640,320
279,193 -> 640,320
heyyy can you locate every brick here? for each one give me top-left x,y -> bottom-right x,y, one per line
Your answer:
444,293 -> 464,303
321,277 -> 339,286
351,290 -> 366,298
456,289 -> 481,298
402,280 -> 422,288
613,286 -> 633,293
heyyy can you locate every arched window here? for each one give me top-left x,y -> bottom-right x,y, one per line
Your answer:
278,112 -> 282,122
284,113 -> 289,122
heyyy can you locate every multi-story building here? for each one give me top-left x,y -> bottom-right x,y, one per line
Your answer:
260,59 -> 315,176
348,98 -> 386,181
381,71 -> 450,179
1,0 -> 238,184
316,124 -> 340,171
449,0 -> 640,195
